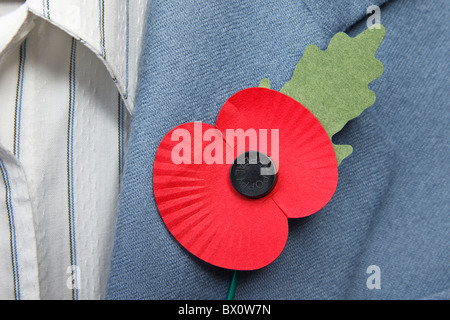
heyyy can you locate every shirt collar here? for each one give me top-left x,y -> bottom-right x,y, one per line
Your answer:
0,0 -> 150,114
0,3 -> 34,62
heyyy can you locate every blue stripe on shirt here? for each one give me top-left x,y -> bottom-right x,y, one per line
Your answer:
125,0 -> 129,99
42,0 -> 50,19
13,40 -> 27,159
0,159 -> 21,300
67,38 -> 79,300
118,95 -> 125,177
99,0 -> 106,59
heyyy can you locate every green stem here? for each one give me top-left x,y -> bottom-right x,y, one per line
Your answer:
226,270 -> 239,300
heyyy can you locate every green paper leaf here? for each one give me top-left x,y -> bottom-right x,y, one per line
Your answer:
259,78 -> 271,89
278,25 -> 385,166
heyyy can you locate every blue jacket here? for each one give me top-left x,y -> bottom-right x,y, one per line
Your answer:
106,0 -> 450,299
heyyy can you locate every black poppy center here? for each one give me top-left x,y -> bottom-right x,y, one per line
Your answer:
230,151 -> 278,199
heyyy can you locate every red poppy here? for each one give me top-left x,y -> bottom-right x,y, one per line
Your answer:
153,87 -> 338,270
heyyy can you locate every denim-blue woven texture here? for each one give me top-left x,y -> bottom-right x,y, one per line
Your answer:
106,0 -> 450,299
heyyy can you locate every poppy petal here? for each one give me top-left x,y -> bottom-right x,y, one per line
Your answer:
153,122 -> 288,270
216,88 -> 338,218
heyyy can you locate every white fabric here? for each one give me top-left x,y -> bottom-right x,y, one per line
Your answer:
0,0 -> 148,300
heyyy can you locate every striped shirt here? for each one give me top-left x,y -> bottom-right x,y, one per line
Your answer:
0,0 -> 149,300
